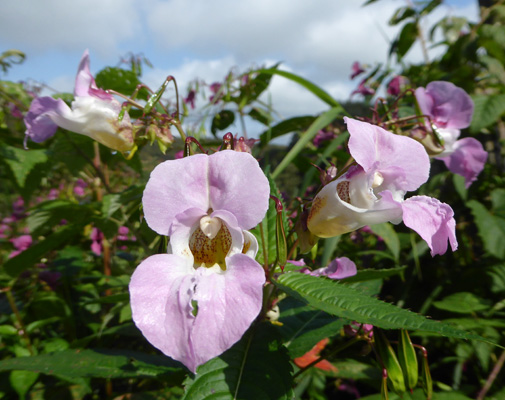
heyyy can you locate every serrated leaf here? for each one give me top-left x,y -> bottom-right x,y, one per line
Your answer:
274,273 -> 496,344
0,144 -> 48,187
0,349 -> 185,381
211,109 -> 235,135
183,323 -> 293,400
467,200 -> 505,259
277,297 -> 346,358
433,292 -> 491,314
470,94 -> 505,133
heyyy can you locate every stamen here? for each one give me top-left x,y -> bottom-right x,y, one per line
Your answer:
200,216 -> 222,239
372,172 -> 384,188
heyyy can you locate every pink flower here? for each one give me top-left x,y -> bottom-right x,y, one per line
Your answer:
184,89 -> 196,109
24,50 -> 134,152
350,61 -> 365,80
351,79 -> 375,97
301,257 -> 357,280
74,179 -> 87,197
308,117 -> 457,256
9,235 -> 32,258
130,150 -> 270,372
415,81 -> 487,188
90,227 -> 103,256
387,76 -> 408,96
313,129 -> 336,148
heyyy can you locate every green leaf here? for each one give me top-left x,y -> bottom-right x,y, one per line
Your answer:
211,109 -> 235,135
0,349 -> 185,381
332,359 -> 381,380
467,200 -> 505,259
10,370 -> 39,399
272,107 -> 343,179
0,144 -> 48,188
433,292 -> 491,314
4,226 -> 81,277
274,273 -> 496,344
251,174 -> 288,266
183,323 -> 294,400
470,94 -> 505,133
389,7 -> 415,26
27,200 -> 93,235
395,21 -> 419,60
277,297 -> 346,358
94,67 -> 142,97
369,223 -> 400,261
256,68 -> 344,109
259,115 -> 316,147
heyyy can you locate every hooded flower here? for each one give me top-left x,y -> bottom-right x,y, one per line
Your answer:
415,81 -> 487,188
24,50 -> 133,152
129,150 -> 270,372
307,117 -> 457,256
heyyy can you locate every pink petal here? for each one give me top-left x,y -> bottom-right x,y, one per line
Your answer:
24,96 -> 72,143
438,137 -> 487,188
74,50 -> 113,100
129,253 -> 265,372
142,154 -> 211,235
344,117 -> 430,192
208,151 -> 270,230
307,257 -> 357,279
401,195 -> 458,256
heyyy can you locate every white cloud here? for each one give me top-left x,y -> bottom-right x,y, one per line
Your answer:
0,0 -> 139,59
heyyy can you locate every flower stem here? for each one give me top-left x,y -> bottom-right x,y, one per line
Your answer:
3,287 -> 34,355
477,349 -> 505,400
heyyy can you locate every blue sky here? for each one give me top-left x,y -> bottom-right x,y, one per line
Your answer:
1,0 -> 478,133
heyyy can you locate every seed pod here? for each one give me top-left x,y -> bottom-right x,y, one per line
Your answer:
398,329 -> 419,390
421,349 -> 433,400
374,328 -> 406,394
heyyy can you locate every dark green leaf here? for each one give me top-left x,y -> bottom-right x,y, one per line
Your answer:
389,7 -> 416,26
259,115 -> 316,147
274,273 -> 496,344
467,200 -> 505,259
0,349 -> 185,382
95,67 -> 141,97
277,297 -> 346,358
0,143 -> 47,187
369,223 -> 400,261
211,110 -> 235,136
183,323 -> 293,400
395,22 -> 419,60
4,226 -> 81,277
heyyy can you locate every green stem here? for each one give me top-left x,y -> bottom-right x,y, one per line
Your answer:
4,288 -> 34,355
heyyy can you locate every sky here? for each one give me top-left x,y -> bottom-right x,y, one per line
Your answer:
0,0 -> 478,137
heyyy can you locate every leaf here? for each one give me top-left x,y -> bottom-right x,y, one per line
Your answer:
94,67 -> 142,97
211,109 -> 235,135
183,323 -> 294,400
369,223 -> 400,261
251,174 -> 288,266
0,143 -> 48,187
389,7 -> 415,26
10,370 -> 39,399
433,292 -> 491,314
332,359 -> 381,380
4,226 -> 81,277
256,68 -> 344,109
467,200 -> 505,259
277,297 -> 346,358
272,107 -> 343,179
470,94 -> 505,133
259,115 -> 316,147
0,349 -> 185,382
394,21 -> 419,60
274,273 -> 496,344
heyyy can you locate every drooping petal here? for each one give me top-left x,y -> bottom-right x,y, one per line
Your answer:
130,253 -> 265,372
24,96 -> 72,143
401,195 -> 458,256
208,150 -> 270,230
437,137 -> 488,188
129,254 -> 196,368
344,117 -> 430,192
187,253 -> 265,372
415,81 -> 474,129
307,257 -> 357,279
143,154 -> 211,235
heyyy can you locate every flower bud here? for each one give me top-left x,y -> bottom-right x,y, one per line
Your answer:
397,329 -> 418,390
374,328 -> 406,394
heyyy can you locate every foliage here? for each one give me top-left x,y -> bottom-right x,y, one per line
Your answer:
1,2 -> 505,399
